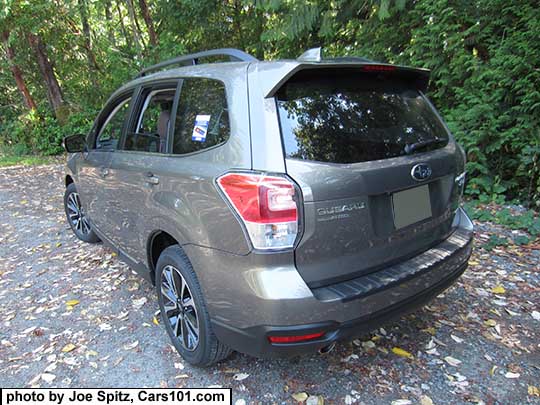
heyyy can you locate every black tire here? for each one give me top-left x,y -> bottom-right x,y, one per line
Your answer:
64,183 -> 100,243
156,245 -> 232,366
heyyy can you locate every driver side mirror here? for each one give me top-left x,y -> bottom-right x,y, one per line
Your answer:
63,134 -> 86,153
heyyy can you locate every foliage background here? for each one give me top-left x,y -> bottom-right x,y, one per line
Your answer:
1,0 -> 539,207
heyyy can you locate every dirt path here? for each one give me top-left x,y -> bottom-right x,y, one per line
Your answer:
0,164 -> 538,404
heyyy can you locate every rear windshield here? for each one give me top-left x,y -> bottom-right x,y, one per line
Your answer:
277,70 -> 449,164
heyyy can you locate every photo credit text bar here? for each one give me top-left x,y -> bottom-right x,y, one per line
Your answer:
0,388 -> 231,405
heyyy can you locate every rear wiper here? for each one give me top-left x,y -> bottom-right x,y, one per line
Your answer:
404,138 -> 443,155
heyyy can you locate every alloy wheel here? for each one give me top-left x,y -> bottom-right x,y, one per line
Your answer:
66,192 -> 91,235
160,265 -> 200,351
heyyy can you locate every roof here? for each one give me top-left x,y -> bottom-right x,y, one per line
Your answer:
114,48 -> 431,99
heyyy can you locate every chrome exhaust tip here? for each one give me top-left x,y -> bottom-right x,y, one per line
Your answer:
319,342 -> 336,355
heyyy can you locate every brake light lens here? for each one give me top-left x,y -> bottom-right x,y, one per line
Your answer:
217,172 -> 299,250
268,332 -> 325,343
361,64 -> 396,72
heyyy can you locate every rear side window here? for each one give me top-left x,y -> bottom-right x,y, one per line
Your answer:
277,69 -> 449,164
172,78 -> 229,155
124,88 -> 176,153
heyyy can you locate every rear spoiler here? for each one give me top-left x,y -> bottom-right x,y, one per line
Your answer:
262,62 -> 431,98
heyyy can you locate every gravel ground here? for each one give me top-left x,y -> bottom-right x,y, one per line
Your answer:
0,163 -> 539,404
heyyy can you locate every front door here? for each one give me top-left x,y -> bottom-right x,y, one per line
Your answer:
78,93 -> 133,238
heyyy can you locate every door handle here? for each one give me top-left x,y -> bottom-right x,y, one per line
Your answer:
100,167 -> 109,177
145,173 -> 160,185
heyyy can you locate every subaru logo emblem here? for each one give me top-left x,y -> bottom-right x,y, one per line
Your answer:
411,163 -> 432,181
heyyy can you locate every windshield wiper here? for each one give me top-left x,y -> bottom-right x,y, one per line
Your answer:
404,138 -> 443,155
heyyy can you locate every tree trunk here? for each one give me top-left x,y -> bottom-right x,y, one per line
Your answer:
116,0 -> 130,46
125,0 -> 144,56
78,0 -> 100,87
2,31 -> 37,110
1,31 -> 38,111
138,0 -> 158,47
103,0 -> 117,47
27,33 -> 66,119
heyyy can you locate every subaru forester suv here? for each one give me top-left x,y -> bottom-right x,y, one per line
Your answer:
63,48 -> 473,366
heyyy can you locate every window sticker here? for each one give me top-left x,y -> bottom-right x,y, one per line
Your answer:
192,114 -> 211,142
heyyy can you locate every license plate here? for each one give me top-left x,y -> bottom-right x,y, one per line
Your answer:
392,185 -> 432,229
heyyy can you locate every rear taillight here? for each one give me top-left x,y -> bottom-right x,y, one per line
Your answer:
217,172 -> 299,250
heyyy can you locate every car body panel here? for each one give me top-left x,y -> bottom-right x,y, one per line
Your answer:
183,207 -> 472,333
285,143 -> 463,287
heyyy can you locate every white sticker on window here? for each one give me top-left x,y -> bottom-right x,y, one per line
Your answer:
192,115 -> 211,142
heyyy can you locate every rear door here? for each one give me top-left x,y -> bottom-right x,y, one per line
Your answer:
77,93 -> 133,235
277,67 -> 464,287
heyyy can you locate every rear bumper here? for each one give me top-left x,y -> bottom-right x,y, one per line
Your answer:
185,208 -> 473,358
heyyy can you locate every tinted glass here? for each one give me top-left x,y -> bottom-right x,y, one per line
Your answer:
124,88 -> 175,153
172,78 -> 229,155
96,97 -> 131,150
277,72 -> 449,164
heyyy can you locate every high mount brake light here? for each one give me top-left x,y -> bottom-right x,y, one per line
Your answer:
362,64 -> 396,72
217,172 -> 299,250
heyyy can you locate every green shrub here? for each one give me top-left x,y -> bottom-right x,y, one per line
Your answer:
0,108 -> 97,156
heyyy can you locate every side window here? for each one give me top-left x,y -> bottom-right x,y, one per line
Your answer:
124,88 -> 176,153
95,97 -> 131,150
172,78 -> 230,155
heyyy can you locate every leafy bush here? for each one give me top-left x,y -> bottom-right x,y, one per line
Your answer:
0,108 -> 97,156
464,200 -> 540,248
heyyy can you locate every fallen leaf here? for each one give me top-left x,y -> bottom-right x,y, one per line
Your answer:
484,319 -> 497,327
306,395 -> 324,405
528,385 -> 540,397
391,400 -> 412,405
61,343 -> 76,353
127,281 -> 140,291
152,316 -> 159,325
419,395 -> 433,405
491,285 -> 506,294
66,299 -> 80,307
132,297 -> 147,309
123,341 -> 139,350
450,334 -> 464,343
444,356 -> 462,366
361,340 -> 376,350
421,327 -> 437,335
233,373 -> 249,381
392,347 -> 413,359
505,372 -> 520,379
531,311 -> 540,321
292,392 -> 309,402
99,323 -> 112,332
41,373 -> 56,383
342,354 -> 359,362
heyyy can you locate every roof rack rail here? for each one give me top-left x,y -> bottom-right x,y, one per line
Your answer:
136,48 -> 258,78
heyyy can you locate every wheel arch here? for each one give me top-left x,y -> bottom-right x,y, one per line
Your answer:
65,174 -> 74,187
147,230 -> 186,284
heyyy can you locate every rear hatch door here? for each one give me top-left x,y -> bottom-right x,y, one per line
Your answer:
276,66 -> 462,287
